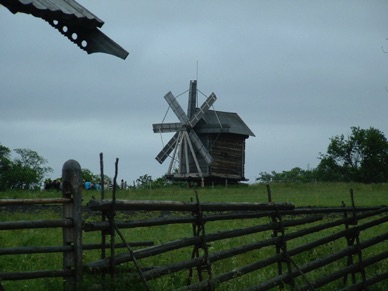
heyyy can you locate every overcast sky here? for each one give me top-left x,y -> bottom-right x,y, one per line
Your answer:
1,1 -> 388,184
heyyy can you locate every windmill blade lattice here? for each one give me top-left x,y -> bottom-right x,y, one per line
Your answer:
153,122 -> 181,133
189,93 -> 216,126
155,132 -> 179,164
153,81 -> 218,176
188,130 -> 212,165
164,92 -> 191,126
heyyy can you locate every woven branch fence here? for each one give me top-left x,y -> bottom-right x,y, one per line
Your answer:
0,159 -> 387,290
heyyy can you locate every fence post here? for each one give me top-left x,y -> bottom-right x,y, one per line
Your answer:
187,192 -> 213,289
62,159 -> 83,290
266,183 -> 272,203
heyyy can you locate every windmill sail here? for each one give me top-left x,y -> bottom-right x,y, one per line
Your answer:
188,130 -> 212,165
164,92 -> 190,125
155,132 -> 179,164
153,122 -> 181,133
190,93 -> 217,126
155,81 -> 217,176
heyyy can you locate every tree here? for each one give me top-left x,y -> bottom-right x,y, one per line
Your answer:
0,144 -> 54,190
256,171 -> 273,183
256,168 -> 317,184
81,169 -> 99,183
316,126 -> 388,183
0,144 -> 12,191
11,148 -> 53,189
135,174 -> 153,188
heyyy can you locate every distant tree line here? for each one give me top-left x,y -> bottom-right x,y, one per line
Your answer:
0,143 -> 53,191
2,126 -> 387,191
257,127 -> 388,184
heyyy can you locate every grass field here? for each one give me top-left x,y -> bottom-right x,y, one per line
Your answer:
1,182 -> 387,206
0,182 -> 387,290
88,182 -> 388,207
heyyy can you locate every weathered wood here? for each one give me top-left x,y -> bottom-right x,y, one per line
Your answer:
180,227 -> 388,291
87,215 -> 321,269
109,158 -> 119,281
245,217 -> 388,290
280,206 -> 387,215
85,209 -> 387,273
256,233 -> 388,291
142,255 -> 204,280
87,199 -> 294,212
299,250 -> 388,291
143,230 -> 287,280
0,198 -> 71,206
87,236 -> 201,269
0,270 -> 72,281
1,180 -> 388,291
0,245 -> 72,255
62,159 -> 83,290
210,133 -> 246,179
83,241 -> 154,250
1,0 -> 129,59
83,206 -> 386,232
0,242 -> 154,256
0,219 -> 73,230
179,214 -> 388,290
83,216 -> 197,231
340,270 -> 388,291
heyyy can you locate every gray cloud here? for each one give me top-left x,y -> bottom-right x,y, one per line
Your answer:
1,1 -> 388,183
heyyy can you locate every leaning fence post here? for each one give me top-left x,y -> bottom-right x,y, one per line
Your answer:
62,159 -> 83,290
266,183 -> 272,203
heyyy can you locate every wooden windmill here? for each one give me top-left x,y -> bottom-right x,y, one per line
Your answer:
153,80 -> 255,185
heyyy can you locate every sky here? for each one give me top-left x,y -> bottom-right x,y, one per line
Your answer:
1,1 -> 388,185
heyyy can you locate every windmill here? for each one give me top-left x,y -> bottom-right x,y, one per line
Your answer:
153,80 -> 217,179
153,80 -> 255,185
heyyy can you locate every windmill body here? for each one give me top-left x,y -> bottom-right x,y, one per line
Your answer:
153,80 -> 255,185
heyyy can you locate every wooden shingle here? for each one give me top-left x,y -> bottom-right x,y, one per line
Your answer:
1,0 -> 128,59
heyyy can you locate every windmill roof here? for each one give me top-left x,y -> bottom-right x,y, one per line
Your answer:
200,109 -> 255,137
1,0 -> 103,27
1,0 -> 128,59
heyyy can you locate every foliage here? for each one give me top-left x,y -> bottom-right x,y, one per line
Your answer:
135,174 -> 153,188
132,174 -> 173,189
257,127 -> 388,184
0,143 -> 53,190
257,167 -> 317,184
316,126 -> 388,183
81,168 -> 104,183
152,176 -> 170,188
0,144 -> 12,191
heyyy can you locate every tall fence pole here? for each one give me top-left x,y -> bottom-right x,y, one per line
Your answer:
62,159 -> 83,290
99,153 -> 108,285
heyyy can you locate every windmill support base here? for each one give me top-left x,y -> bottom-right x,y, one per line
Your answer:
164,174 -> 248,187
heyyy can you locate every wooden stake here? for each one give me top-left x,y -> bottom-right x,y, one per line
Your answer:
62,159 -> 83,290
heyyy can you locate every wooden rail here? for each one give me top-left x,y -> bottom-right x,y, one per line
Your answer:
1,159 -> 387,290
0,198 -> 72,205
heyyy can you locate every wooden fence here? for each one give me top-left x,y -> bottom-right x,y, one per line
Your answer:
0,160 -> 387,290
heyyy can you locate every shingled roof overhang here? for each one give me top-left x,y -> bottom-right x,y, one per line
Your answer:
0,0 -> 129,59
198,110 -> 255,137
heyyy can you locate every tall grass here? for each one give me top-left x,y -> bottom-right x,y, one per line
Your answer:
0,182 -> 387,290
86,182 -> 387,207
2,182 -> 386,206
